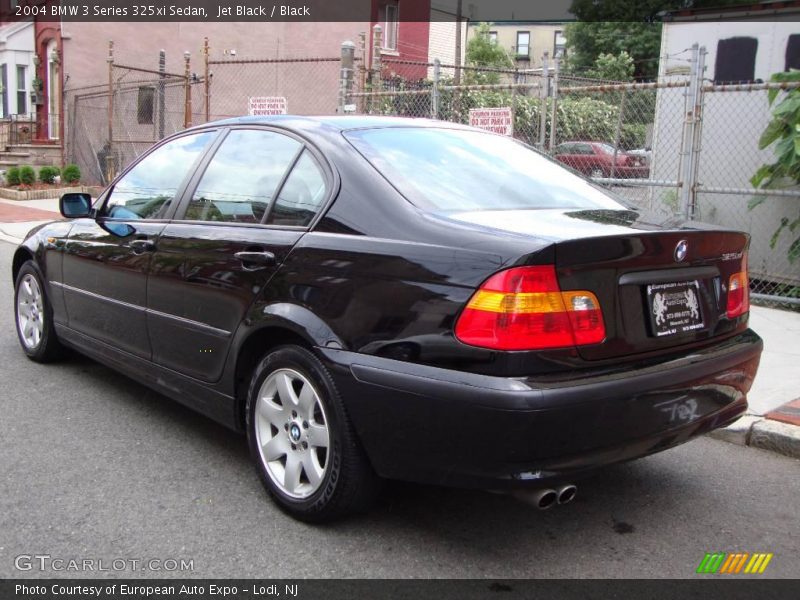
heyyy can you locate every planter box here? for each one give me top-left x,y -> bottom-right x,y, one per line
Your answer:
0,185 -> 99,201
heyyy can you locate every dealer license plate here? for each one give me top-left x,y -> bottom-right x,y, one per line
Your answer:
646,280 -> 705,337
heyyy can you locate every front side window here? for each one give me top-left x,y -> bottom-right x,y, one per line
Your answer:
103,131 -> 215,220
346,127 -> 624,212
184,129 -> 301,223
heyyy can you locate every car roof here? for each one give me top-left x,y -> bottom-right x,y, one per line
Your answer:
189,114 -> 476,134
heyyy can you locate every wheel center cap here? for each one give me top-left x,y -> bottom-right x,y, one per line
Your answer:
289,423 -> 301,442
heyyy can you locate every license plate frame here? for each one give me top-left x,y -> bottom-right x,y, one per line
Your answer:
646,280 -> 705,337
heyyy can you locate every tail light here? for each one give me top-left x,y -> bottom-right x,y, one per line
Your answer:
454,265 -> 606,351
726,253 -> 750,318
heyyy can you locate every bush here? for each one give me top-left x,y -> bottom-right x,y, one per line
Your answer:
19,166 -> 36,186
39,165 -> 60,184
5,166 -> 20,186
62,164 -> 81,184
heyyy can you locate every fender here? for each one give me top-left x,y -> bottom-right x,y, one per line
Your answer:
240,301 -> 345,350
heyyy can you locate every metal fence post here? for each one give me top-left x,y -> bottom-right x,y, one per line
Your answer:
158,50 -> 166,140
548,55 -> 560,152
183,51 -> 192,129
431,58 -> 440,119
106,40 -> 115,183
338,40 -> 355,113
539,52 -> 549,149
203,37 -> 210,123
370,25 -> 383,114
680,43 -> 705,220
371,25 -> 383,90
610,89 -> 627,179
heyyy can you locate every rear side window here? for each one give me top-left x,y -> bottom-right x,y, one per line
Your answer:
345,128 -> 623,212
266,150 -> 327,227
184,129 -> 301,223
104,131 -> 214,220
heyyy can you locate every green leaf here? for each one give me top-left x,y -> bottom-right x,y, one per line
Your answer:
789,216 -> 800,233
758,119 -> 786,149
750,164 -> 773,188
770,218 -> 790,249
789,237 -> 800,264
747,195 -> 766,210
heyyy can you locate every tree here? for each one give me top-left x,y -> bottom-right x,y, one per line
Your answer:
566,0 -> 752,80
586,51 -> 635,82
464,22 -> 513,84
750,70 -> 800,264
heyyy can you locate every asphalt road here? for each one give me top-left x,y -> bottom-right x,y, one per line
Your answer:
0,240 -> 798,579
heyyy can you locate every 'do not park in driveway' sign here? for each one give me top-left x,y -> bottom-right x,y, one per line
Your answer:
469,107 -> 513,136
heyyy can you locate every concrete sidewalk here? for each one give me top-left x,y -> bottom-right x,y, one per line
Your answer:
1,197 -> 798,457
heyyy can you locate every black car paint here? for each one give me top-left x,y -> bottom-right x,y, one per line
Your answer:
12,116 -> 761,488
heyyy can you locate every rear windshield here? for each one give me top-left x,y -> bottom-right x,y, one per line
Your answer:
345,127 -> 625,212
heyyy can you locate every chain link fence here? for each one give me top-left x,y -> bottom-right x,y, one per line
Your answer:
351,46 -> 799,308
63,37 -> 799,307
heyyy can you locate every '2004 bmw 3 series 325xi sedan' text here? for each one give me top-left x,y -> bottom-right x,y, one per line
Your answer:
12,116 -> 762,521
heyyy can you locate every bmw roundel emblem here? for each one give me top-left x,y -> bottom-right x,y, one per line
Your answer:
674,240 -> 688,262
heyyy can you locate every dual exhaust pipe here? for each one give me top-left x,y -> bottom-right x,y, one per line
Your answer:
513,484 -> 577,510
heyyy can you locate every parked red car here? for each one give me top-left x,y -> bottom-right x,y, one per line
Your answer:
554,141 -> 649,179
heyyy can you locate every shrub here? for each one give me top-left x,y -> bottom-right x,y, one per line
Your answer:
39,166 -> 59,184
5,166 -> 20,186
62,164 -> 81,184
19,166 -> 36,186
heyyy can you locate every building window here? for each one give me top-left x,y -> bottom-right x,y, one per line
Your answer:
16,65 -> 26,115
379,2 -> 399,50
137,86 -> 154,125
488,31 -> 498,44
554,30 -> 567,58
786,34 -> 800,71
516,31 -> 530,58
714,37 -> 758,84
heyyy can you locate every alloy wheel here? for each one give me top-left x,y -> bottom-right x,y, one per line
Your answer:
17,274 -> 45,350
254,368 -> 331,499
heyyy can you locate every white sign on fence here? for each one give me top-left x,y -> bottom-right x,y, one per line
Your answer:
468,107 -> 513,136
248,96 -> 288,116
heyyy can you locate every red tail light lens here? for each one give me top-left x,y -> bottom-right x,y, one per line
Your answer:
454,265 -> 606,351
726,254 -> 750,318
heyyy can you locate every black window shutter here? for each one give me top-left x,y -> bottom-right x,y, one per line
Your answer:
714,37 -> 758,84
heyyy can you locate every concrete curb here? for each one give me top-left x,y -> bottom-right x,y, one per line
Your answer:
708,415 -> 800,459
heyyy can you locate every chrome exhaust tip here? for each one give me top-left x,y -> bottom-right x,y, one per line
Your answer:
556,484 -> 577,505
512,488 -> 558,510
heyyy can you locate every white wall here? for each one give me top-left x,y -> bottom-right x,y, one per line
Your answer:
652,21 -> 800,284
0,21 -> 36,118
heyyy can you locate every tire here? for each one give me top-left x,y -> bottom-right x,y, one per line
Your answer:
14,261 -> 65,363
589,167 -> 604,179
246,344 -> 379,522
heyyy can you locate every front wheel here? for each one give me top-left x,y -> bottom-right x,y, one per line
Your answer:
589,167 -> 605,179
246,345 -> 379,522
14,261 -> 64,362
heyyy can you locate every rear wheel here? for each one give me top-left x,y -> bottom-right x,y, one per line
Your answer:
246,345 -> 379,522
14,261 -> 64,362
589,167 -> 604,179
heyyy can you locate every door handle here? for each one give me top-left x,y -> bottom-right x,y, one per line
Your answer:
129,239 -> 156,253
235,251 -> 276,267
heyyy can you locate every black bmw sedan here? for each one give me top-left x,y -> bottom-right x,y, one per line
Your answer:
12,116 -> 761,521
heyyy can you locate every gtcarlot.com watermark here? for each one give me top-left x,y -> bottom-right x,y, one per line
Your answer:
14,554 -> 194,573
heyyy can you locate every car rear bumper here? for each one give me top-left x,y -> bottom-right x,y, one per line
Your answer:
317,329 -> 762,489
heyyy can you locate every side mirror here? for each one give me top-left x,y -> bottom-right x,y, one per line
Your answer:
60,193 -> 92,219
